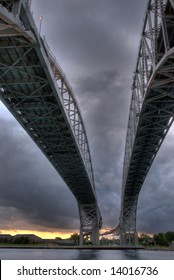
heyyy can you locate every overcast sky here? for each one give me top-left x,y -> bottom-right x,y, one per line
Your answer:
0,0 -> 174,236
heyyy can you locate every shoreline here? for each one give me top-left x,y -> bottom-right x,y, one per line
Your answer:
0,245 -> 143,250
0,245 -> 173,251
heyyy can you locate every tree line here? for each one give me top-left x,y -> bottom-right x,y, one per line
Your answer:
139,232 -> 174,246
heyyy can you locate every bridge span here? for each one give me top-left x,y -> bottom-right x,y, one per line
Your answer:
0,0 -> 102,245
119,0 -> 174,244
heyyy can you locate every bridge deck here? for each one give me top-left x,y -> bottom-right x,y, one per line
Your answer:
121,0 -> 174,232
0,0 -> 101,227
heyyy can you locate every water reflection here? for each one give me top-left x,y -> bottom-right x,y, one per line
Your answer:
0,248 -> 174,260
121,250 -> 141,260
78,249 -> 100,260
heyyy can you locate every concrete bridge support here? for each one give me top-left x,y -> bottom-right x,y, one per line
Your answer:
91,223 -> 99,245
120,231 -> 138,245
79,203 -> 100,246
79,226 -> 84,246
79,224 -> 99,245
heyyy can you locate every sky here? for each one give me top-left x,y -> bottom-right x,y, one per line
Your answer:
0,0 -> 174,239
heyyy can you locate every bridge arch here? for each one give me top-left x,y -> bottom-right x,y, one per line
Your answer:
120,0 -> 174,244
0,0 -> 102,244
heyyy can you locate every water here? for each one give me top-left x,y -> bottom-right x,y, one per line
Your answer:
0,249 -> 174,260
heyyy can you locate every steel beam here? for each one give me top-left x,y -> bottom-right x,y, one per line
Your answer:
120,0 -> 174,244
0,0 -> 102,241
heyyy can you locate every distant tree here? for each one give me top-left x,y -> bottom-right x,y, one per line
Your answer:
100,237 -> 107,245
100,237 -> 113,245
13,236 -> 30,244
0,238 -> 6,244
55,237 -> 62,240
100,237 -> 118,245
138,233 -> 152,246
153,233 -> 168,247
165,232 -> 174,244
70,233 -> 79,244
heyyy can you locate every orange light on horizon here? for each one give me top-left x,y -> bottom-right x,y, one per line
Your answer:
0,229 -> 78,239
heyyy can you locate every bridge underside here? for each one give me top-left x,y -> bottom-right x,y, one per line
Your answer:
120,0 -> 174,243
0,0 -> 102,243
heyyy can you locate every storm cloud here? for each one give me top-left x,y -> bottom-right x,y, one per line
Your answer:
0,0 -> 174,235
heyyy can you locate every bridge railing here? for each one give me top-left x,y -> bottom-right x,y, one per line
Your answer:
41,36 -> 95,188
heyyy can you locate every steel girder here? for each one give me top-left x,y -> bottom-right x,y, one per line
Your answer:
120,0 -> 174,237
0,0 -> 102,240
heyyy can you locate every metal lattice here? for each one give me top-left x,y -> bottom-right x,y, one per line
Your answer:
0,0 -> 102,242
120,0 -> 174,238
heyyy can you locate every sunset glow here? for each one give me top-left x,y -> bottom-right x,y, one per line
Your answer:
0,230 -> 77,239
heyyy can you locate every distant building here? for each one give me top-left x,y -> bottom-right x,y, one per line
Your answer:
42,238 -> 75,246
42,239 -> 57,245
0,234 -> 13,243
0,234 -> 76,246
13,234 -> 42,243
56,239 -> 76,246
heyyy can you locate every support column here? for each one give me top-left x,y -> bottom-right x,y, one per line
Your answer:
91,223 -> 99,245
78,203 -> 100,246
120,230 -> 126,245
79,225 -> 84,246
120,231 -> 138,246
132,232 -> 138,245
119,197 -> 138,245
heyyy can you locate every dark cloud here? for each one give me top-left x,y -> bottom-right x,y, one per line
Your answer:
31,0 -> 144,78
75,70 -> 127,227
137,129 -> 174,233
0,116 -> 79,231
0,0 -> 173,235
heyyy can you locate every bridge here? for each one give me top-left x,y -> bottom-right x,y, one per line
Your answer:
1,0 -> 174,246
119,0 -> 174,244
0,0 -> 102,245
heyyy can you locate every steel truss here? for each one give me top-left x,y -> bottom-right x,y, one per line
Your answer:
78,204 -> 102,245
120,0 -> 174,243
0,0 -> 102,243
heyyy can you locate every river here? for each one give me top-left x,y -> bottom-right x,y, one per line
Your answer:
0,249 -> 174,259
